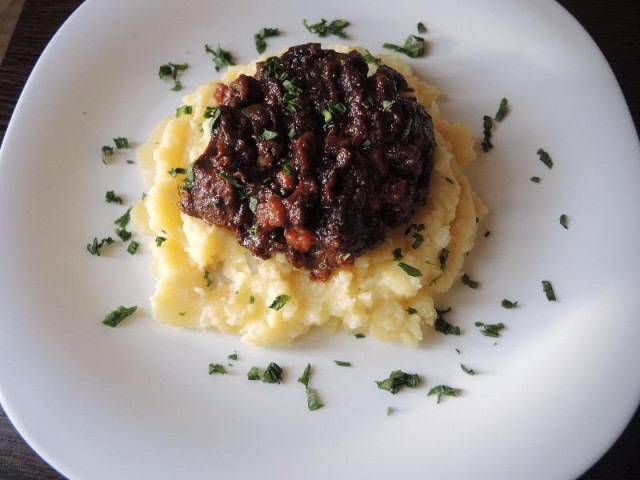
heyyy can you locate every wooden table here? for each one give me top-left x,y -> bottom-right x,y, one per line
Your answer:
1,1 -> 638,478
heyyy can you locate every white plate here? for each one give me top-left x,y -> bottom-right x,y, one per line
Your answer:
1,0 -> 639,479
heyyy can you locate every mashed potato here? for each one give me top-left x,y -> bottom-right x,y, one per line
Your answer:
134,45 -> 487,346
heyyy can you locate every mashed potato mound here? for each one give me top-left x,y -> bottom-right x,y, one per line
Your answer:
134,45 -> 487,346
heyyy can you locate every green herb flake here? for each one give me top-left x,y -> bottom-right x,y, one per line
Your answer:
115,228 -> 131,241
439,248 -> 449,270
208,363 -> 228,375
411,231 -> 424,249
364,49 -> 381,66
494,98 -> 509,122
155,236 -> 167,247
175,105 -> 193,118
254,27 -> 280,54
375,370 -> 421,394
282,162 -> 293,176
228,352 -> 238,361
461,273 -> 480,289
392,248 -> 403,261
445,177 -> 454,184
355,333 -> 365,339
398,262 -> 423,277
406,307 -> 418,315
269,294 -> 291,310
427,385 -> 461,404
481,115 -> 493,152
248,295 -> 255,304
455,348 -> 461,355
475,322 -> 505,338
101,145 -> 114,164
127,241 -> 140,255
321,102 -> 347,124
383,35 -> 425,58
401,117 -> 414,141
542,280 -> 557,301
168,167 -> 187,178
114,208 -> 132,229
386,407 -> 393,416
297,364 -> 323,410
484,230 -> 491,238
531,176 -> 541,183
178,311 -> 187,317
260,129 -> 279,141
105,190 -> 123,204
460,364 -> 476,375
537,148 -> 553,169
205,44 -> 236,71
102,305 -> 137,327
434,308 -> 461,336
362,96 -> 374,109
559,214 -> 569,229
334,360 -> 351,367
303,18 -> 350,38
217,172 -> 243,188
247,367 -> 261,381
204,270 -> 212,287
263,362 -> 284,384
417,22 -> 427,34
247,197 -> 259,214
86,236 -> 114,256
501,299 -> 519,309
382,100 -> 395,111
158,62 -> 189,91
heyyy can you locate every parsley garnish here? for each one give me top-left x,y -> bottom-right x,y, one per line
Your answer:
155,236 -> 167,247
406,307 -> 418,315
303,18 -> 350,38
102,305 -> 137,327
542,280 -> 556,301
427,385 -> 461,403
116,228 -> 131,241
248,197 -> 258,213
114,137 -> 129,149
364,49 -> 381,66
208,363 -> 228,375
249,295 -> 255,304
204,270 -> 212,287
386,407 -> 393,416
495,98 -> 509,122
559,214 -> 569,229
537,148 -> 553,169
86,236 -> 114,256
475,322 -> 505,337
260,129 -> 278,141
334,360 -> 351,367
114,208 -> 131,229
398,262 -> 423,277
383,35 -> 425,58
175,105 -> 193,118
321,102 -> 347,123
298,364 -> 323,411
263,362 -> 283,384
105,191 -> 123,204
434,307 -> 460,335
382,100 -> 395,111
417,22 -> 427,34
439,248 -> 449,270
481,115 -> 493,152
228,352 -> 238,361
375,370 -> 421,394
248,367 -> 261,380
269,294 -> 291,310
158,62 -> 189,91
392,248 -> 403,261
460,364 -> 476,375
217,172 -> 243,188
462,273 -> 480,289
254,27 -> 280,54
204,44 -> 235,71
501,299 -> 518,309
401,117 -> 414,141
531,176 -> 541,183
101,145 -> 114,165
127,241 -> 140,255
362,96 -> 374,109
484,230 -> 491,238
168,167 -> 187,178
412,231 -> 424,248
355,333 -> 365,339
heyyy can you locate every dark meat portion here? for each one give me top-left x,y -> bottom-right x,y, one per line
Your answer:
179,43 -> 436,280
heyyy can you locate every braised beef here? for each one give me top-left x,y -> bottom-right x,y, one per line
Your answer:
179,43 -> 436,280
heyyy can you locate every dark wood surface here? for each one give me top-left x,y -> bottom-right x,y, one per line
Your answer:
0,1 -> 638,479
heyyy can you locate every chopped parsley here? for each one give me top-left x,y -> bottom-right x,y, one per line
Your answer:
228,352 -> 238,361
114,208 -> 131,229
208,363 -> 228,375
461,273 -> 480,289
355,333 -> 365,339
168,167 -> 187,178
362,96 -> 374,109
248,197 -> 258,213
392,248 -> 403,261
217,172 -> 243,188
321,102 -> 347,123
460,364 -> 476,375
411,231 -> 424,249
475,322 -> 505,338
249,295 -> 255,304
204,44 -> 235,71
175,105 -> 193,118
101,145 -> 114,164
158,62 -> 189,91
494,98 -> 509,122
113,137 -> 129,149
254,27 -> 280,54
531,176 -> 541,183
542,280 -> 556,301
398,262 -> 423,277
537,148 -> 553,169
102,305 -> 137,327
445,177 -> 454,184
155,236 -> 167,247
439,248 -> 449,270
386,407 -> 393,416
501,299 -> 518,309
282,162 -> 293,176
263,362 -> 283,384
383,35 -> 425,58
559,214 -> 569,229
417,22 -> 427,34
105,190 -> 123,204
382,99 -> 395,111
375,370 -> 421,394
334,360 -> 351,367
401,117 -> 414,141
406,307 -> 418,315
434,307 -> 460,336
481,115 -> 493,152
303,18 -> 350,38
260,129 -> 279,141
204,270 -> 212,287
298,364 -> 323,411
268,294 -> 291,310
127,241 -> 140,255
116,228 -> 131,241
247,367 -> 261,380
87,236 -> 114,256
484,230 -> 491,238
364,49 -> 381,66
427,385 -> 461,403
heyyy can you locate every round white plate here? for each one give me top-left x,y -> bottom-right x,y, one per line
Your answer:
1,1 -> 639,479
